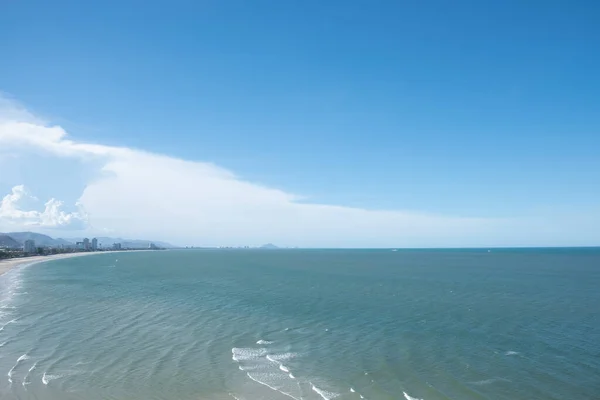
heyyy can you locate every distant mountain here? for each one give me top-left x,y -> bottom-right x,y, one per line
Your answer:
6,232 -> 72,247
260,243 -> 279,249
66,237 -> 175,249
0,234 -> 20,249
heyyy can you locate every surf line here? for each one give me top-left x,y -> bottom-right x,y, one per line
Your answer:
23,361 -> 38,386
8,353 -> 29,384
246,372 -> 302,400
403,392 -> 423,400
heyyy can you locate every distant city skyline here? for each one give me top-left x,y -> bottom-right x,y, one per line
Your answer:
1,1 -> 599,247
0,231 -> 168,250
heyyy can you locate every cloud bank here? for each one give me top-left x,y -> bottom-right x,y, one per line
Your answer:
0,98 -> 597,247
0,185 -> 88,229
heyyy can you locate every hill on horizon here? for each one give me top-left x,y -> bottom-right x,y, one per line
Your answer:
0,234 -> 21,249
0,232 -> 175,249
5,232 -> 72,248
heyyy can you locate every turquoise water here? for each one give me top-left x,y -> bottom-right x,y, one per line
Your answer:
0,249 -> 598,400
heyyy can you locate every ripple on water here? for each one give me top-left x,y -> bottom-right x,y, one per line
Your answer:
0,249 -> 599,400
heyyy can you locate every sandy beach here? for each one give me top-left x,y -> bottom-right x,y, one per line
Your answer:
0,251 -> 122,276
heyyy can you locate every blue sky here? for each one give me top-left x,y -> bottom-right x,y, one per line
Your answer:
0,0 -> 599,246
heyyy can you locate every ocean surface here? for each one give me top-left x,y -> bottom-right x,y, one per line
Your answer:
0,249 -> 599,400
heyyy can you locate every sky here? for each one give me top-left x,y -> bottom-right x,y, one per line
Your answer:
0,0 -> 599,247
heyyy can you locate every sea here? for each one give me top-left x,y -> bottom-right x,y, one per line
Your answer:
0,248 -> 598,400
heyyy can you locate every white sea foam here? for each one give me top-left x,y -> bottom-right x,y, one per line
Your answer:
289,373 -> 295,379
238,364 -> 261,371
403,392 -> 422,400
42,372 -> 62,385
311,383 -> 340,400
505,351 -> 519,356
8,353 -> 29,384
232,347 -> 267,361
233,346 -> 301,400
265,352 -> 294,375
268,352 -> 297,361
257,340 -> 274,345
74,361 -> 90,366
23,361 -> 37,386
360,396 -> 365,399
0,318 -> 17,331
246,372 -> 302,400
469,377 -> 510,386
350,387 -> 355,392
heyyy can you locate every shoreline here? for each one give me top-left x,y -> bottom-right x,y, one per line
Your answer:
0,251 -> 141,276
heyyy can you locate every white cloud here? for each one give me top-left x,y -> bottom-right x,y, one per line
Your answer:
0,97 -> 597,247
0,185 -> 39,222
0,185 -> 88,230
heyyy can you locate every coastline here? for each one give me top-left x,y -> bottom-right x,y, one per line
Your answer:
0,251 -> 130,276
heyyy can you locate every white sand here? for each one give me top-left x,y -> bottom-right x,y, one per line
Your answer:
0,251 -> 125,276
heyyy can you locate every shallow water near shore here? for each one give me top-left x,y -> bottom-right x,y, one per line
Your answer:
0,248 -> 598,400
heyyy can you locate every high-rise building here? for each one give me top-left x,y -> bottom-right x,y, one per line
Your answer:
83,238 -> 90,251
91,238 -> 98,251
113,243 -> 122,250
23,239 -> 36,254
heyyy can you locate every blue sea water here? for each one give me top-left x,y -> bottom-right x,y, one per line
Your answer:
0,248 -> 598,400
